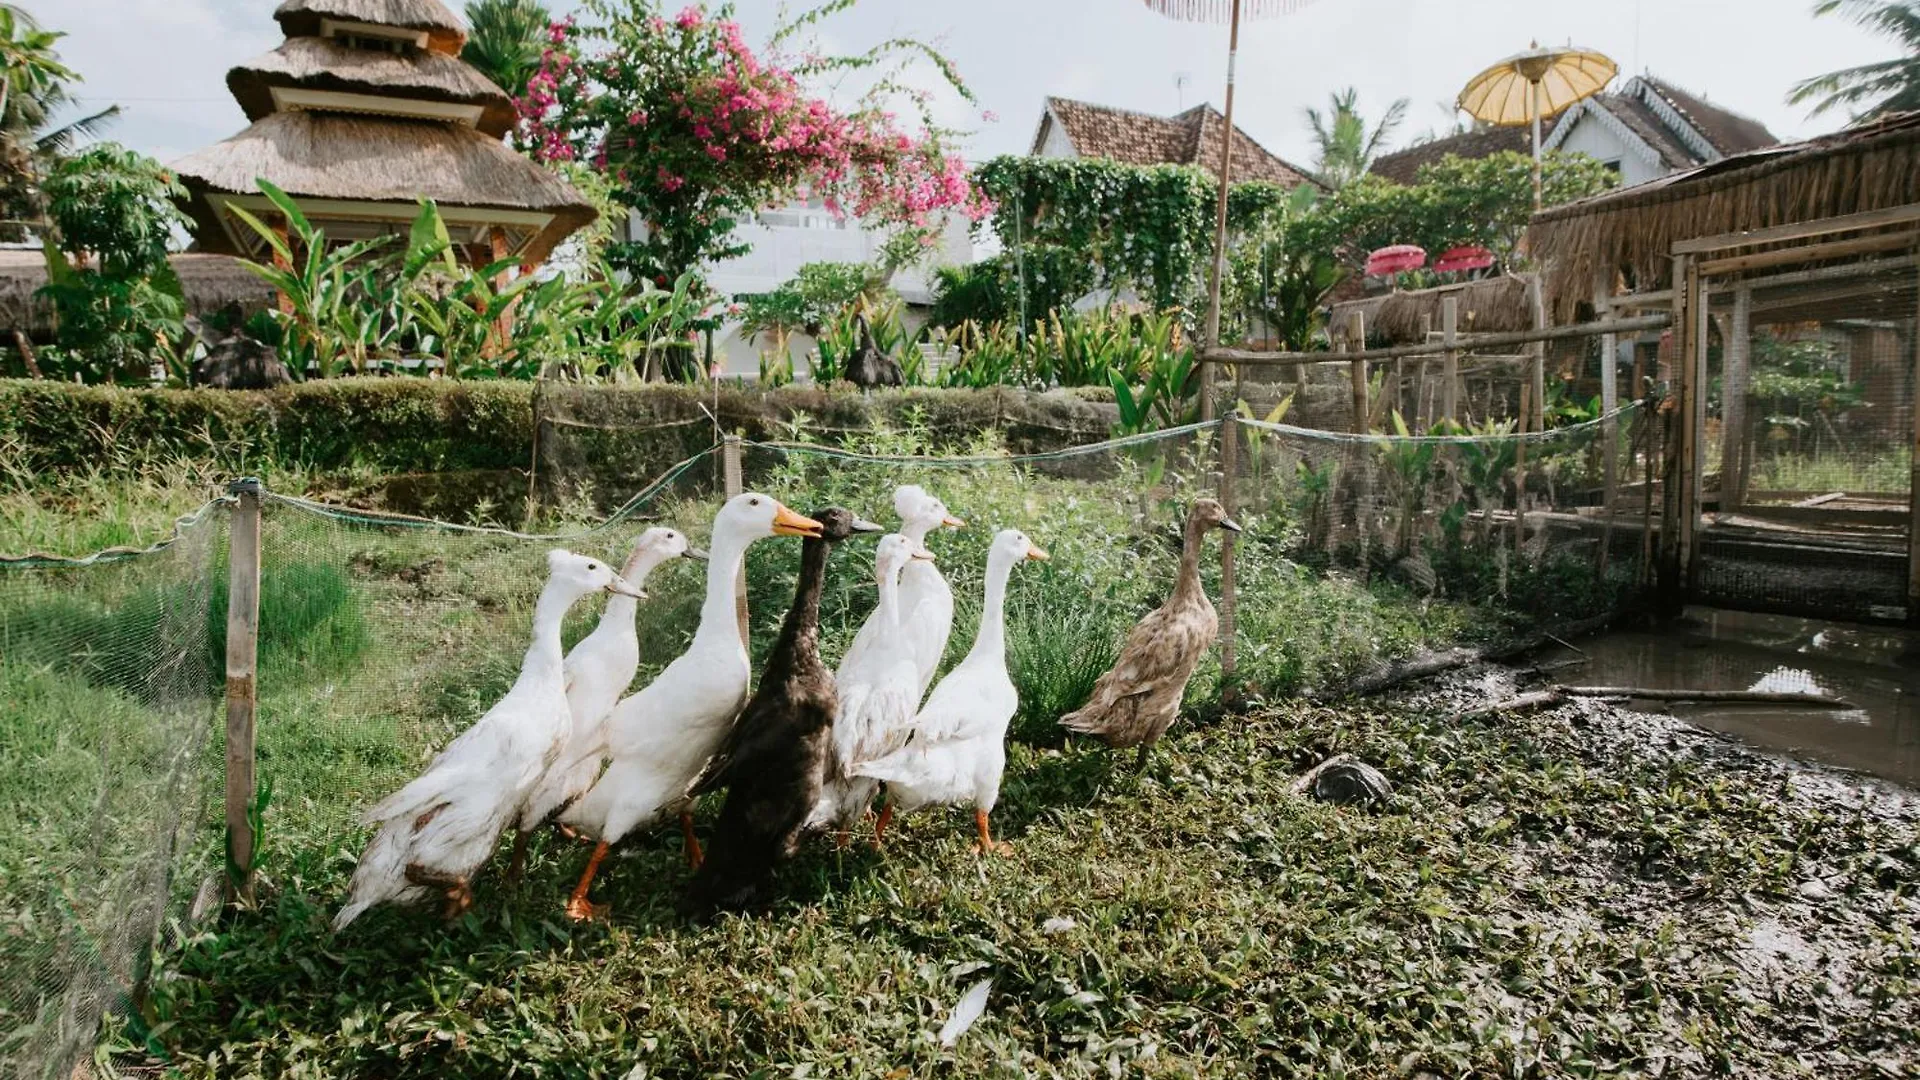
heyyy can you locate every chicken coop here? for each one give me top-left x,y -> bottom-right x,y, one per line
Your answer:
1531,111 -> 1920,623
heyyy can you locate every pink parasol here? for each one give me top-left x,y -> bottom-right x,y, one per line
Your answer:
1365,244 -> 1427,277
1433,244 -> 1495,273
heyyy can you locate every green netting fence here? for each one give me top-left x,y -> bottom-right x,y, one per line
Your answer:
0,408 -> 1644,1077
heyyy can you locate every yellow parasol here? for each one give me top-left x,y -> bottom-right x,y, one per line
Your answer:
1456,42 -> 1616,208
1142,0 -> 1319,417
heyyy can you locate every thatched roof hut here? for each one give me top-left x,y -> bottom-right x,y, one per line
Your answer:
0,251 -> 276,338
229,36 -> 517,137
1529,111 -> 1920,318
1328,275 -> 1535,345
175,0 -> 593,268
274,0 -> 468,54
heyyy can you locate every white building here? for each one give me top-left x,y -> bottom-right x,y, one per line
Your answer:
1542,75 -> 1778,188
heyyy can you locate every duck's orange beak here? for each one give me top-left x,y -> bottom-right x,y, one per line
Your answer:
771,502 -> 824,538
1025,543 -> 1050,561
942,514 -> 966,528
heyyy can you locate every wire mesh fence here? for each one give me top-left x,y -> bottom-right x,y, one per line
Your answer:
1,408 -> 1653,1076
0,505 -> 223,1079
1695,261 -> 1917,622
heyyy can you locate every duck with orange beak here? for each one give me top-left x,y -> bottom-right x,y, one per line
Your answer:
557,493 -> 822,920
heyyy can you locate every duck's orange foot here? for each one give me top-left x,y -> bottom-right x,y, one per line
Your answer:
441,880 -> 474,919
563,896 -> 609,923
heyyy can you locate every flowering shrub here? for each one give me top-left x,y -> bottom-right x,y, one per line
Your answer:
519,1 -> 990,286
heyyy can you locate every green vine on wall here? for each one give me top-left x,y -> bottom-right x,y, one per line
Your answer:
972,156 -> 1295,322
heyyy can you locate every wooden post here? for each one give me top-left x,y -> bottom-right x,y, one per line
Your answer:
1441,295 -> 1460,425
1528,274 -> 1547,429
1598,275 -> 1620,580
1513,380 -> 1529,558
1218,415 -> 1239,701
1688,259 -> 1709,585
1723,287 -> 1752,511
1348,310 -> 1368,434
1659,254 -> 1695,614
722,435 -> 748,648
1908,261 -> 1920,623
224,477 -> 263,905
488,226 -> 516,355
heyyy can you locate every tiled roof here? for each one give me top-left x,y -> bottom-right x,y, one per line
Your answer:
1641,77 -> 1777,157
1034,96 -> 1315,187
1368,125 -> 1532,184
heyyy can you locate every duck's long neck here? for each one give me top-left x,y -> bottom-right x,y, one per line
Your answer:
1172,515 -> 1209,603
603,549 -> 663,625
767,534 -> 831,677
525,582 -> 578,681
694,526 -> 753,652
875,560 -> 905,627
901,516 -> 938,544
964,550 -> 1016,666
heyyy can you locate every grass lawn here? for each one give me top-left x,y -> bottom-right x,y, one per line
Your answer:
135,676 -> 1919,1078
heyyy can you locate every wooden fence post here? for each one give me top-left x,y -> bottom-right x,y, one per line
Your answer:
722,435 -> 749,648
1218,416 -> 1239,703
224,477 -> 262,905
1441,295 -> 1459,424
1348,311 -> 1368,434
1597,275 -> 1620,580
1528,273 -> 1547,429
1723,287 -> 1752,511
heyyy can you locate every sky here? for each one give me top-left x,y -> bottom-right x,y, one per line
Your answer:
42,0 -> 1901,175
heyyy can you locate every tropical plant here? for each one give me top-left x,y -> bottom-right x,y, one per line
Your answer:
1303,87 -> 1409,189
1789,0 -> 1920,119
34,144 -> 190,381
462,0 -> 553,99
1376,411 -> 1442,555
518,0 -> 988,287
1229,184 -> 1341,349
928,256 -> 1009,328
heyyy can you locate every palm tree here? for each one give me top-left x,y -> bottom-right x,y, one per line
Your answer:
0,5 -> 117,237
1303,87 -> 1409,188
462,0 -> 552,99
1789,0 -> 1920,119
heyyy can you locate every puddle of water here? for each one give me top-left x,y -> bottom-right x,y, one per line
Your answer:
1540,607 -> 1920,788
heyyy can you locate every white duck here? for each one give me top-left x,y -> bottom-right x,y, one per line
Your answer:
894,486 -> 965,698
510,527 -> 702,878
334,550 -> 643,930
557,492 -> 821,920
851,529 -> 1047,853
810,533 -> 934,840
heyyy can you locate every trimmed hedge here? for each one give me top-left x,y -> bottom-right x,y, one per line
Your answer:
0,378 -> 1120,481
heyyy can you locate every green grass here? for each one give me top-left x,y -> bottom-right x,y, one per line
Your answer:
127,694 -> 1920,1077
0,418 -> 1748,1077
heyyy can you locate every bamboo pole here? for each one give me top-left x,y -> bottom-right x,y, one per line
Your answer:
722,435 -> 748,648
1598,275 -> 1619,582
1513,380 -> 1529,560
1529,273 -> 1547,430
1724,287 -> 1752,512
1218,416 -> 1240,700
1204,313 -> 1671,367
1197,0 -> 1243,425
1441,295 -> 1460,424
224,477 -> 263,905
1348,310 -> 1368,434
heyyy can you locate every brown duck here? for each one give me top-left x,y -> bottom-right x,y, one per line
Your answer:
1060,498 -> 1241,770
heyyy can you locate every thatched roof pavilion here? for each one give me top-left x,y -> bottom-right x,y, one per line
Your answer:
174,0 -> 593,268
1528,111 -> 1920,318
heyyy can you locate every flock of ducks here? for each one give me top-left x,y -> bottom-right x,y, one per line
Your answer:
333,487 -> 1241,928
